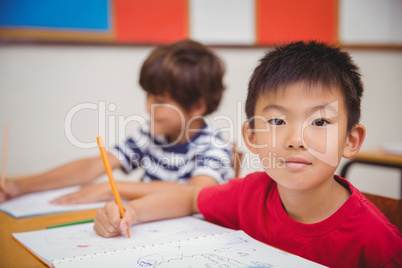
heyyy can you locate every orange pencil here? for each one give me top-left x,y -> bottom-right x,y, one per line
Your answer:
1,125 -> 9,190
96,136 -> 130,238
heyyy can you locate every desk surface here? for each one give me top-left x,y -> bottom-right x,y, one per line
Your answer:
2,150 -> 401,267
354,150 -> 402,166
0,209 -> 97,267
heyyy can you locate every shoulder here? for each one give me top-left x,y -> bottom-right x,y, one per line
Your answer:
215,171 -> 272,186
119,125 -> 153,147
189,125 -> 233,163
339,176 -> 399,233
336,176 -> 402,265
354,196 -> 402,246
338,176 -> 398,231
200,172 -> 274,198
197,172 -> 278,230
190,124 -> 230,150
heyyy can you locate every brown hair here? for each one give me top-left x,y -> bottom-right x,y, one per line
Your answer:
246,41 -> 363,132
139,40 -> 225,115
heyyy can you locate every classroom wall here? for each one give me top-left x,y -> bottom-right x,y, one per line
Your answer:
0,44 -> 401,198
2,0 -> 401,46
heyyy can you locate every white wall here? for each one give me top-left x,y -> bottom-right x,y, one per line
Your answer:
0,45 -> 401,198
339,0 -> 402,44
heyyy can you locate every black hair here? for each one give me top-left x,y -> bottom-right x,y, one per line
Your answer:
246,41 -> 363,132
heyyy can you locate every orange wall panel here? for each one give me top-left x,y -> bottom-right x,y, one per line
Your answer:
257,0 -> 337,45
115,0 -> 188,44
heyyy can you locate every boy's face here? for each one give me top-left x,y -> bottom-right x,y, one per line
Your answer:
244,82 -> 364,191
146,93 -> 192,141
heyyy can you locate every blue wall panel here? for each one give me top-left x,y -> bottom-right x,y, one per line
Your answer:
0,0 -> 110,31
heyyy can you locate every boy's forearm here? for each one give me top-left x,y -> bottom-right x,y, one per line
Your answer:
16,154 -> 117,195
127,186 -> 201,223
16,158 -> 99,194
117,181 -> 190,200
117,175 -> 217,200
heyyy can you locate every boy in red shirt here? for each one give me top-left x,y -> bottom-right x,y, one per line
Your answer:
94,41 -> 402,267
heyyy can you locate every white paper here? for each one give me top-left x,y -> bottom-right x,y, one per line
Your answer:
13,216 -> 326,268
0,186 -> 106,218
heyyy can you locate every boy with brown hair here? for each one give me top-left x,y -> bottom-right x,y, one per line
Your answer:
0,40 -> 234,204
94,41 -> 402,268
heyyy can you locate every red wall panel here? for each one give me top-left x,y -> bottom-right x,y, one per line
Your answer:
257,0 -> 337,45
115,0 -> 188,44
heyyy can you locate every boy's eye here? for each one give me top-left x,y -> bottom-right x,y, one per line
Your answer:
267,118 -> 285,126
312,119 -> 329,126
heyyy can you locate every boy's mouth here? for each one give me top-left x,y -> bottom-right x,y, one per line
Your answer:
282,157 -> 312,170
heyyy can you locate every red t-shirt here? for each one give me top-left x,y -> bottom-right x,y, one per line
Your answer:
198,172 -> 402,268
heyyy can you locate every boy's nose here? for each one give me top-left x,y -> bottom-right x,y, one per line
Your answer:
285,126 -> 305,149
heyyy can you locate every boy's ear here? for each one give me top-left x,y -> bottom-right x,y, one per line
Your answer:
242,121 -> 259,154
189,98 -> 207,116
342,124 -> 366,158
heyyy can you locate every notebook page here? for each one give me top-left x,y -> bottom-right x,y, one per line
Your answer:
12,216 -> 233,266
53,231 -> 327,268
0,186 -> 106,218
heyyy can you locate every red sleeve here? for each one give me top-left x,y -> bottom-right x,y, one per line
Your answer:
197,178 -> 245,230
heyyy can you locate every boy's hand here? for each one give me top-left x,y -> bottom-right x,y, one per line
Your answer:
50,182 -> 113,205
93,200 -> 136,237
0,179 -> 20,203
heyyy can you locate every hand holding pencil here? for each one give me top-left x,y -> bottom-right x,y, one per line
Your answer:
96,136 -> 130,238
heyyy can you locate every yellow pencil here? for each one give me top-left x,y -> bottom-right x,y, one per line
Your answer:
1,125 -> 9,190
96,136 -> 130,238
